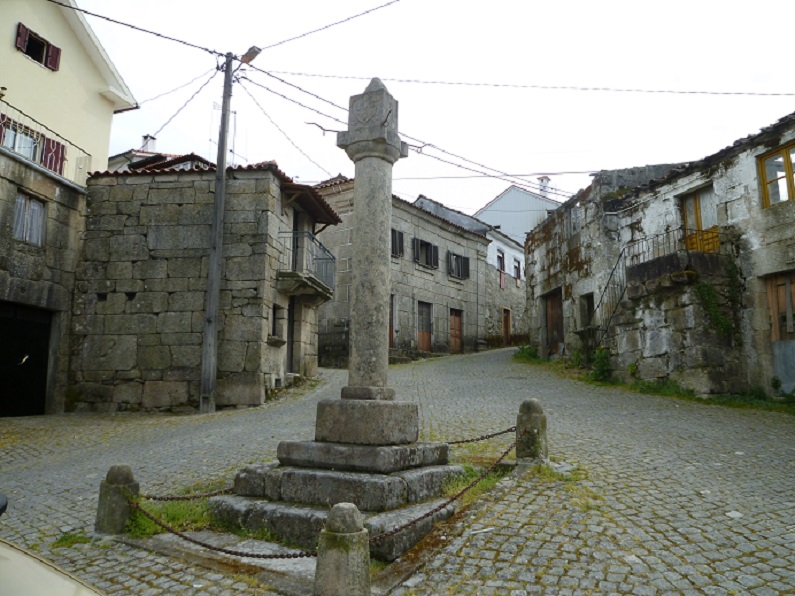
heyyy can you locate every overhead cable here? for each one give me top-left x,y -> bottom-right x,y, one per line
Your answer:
267,69 -> 795,97
139,68 -> 216,105
145,69 -> 220,146
260,0 -> 401,51
44,0 -> 223,57
239,82 -> 332,177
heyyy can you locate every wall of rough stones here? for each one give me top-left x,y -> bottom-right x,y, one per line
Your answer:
0,153 -> 84,412
72,168 -> 308,411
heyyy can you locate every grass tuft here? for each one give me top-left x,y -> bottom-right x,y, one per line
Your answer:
51,532 -> 92,549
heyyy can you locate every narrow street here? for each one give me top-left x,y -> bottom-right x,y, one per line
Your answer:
1,348 -> 794,594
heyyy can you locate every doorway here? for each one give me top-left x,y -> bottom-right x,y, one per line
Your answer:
545,288 -> 564,356
450,308 -> 463,353
418,301 -> 432,352
766,272 -> 795,393
0,301 -> 51,417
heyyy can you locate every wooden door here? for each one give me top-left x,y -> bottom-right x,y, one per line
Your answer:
502,308 -> 511,346
418,301 -> 432,352
450,309 -> 463,353
546,289 -> 564,356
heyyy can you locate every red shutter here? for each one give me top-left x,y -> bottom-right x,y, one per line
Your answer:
41,136 -> 66,175
16,23 -> 29,51
45,44 -> 61,71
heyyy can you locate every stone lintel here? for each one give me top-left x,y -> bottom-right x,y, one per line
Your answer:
277,441 -> 449,474
315,399 -> 418,445
340,385 -> 395,400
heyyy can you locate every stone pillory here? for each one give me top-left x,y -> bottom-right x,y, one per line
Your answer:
213,80 -> 463,562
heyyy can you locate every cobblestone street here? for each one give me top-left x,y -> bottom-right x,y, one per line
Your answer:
1,348 -> 794,594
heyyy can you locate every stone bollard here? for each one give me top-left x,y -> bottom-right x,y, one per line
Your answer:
314,503 -> 371,596
95,465 -> 139,534
516,399 -> 548,461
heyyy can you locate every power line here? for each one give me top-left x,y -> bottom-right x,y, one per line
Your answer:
139,68 -> 216,105
246,70 -> 573,197
147,69 -> 220,144
239,82 -> 332,177
394,171 -> 599,180
238,76 -> 348,127
267,69 -> 795,97
260,0 -> 401,51
44,0 -> 223,57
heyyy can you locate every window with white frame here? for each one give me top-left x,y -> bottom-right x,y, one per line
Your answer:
13,192 -> 45,246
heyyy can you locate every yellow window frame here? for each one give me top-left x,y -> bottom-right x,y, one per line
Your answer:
758,141 -> 795,208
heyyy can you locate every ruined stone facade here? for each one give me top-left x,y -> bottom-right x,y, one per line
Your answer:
527,112 -> 795,395
316,178 -> 492,367
70,164 -> 339,411
0,152 -> 83,415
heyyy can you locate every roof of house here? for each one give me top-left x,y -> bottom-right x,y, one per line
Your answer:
474,184 -> 561,216
413,194 -> 522,249
90,160 -> 341,225
620,109 -> 795,199
57,0 -> 136,111
129,153 -> 213,171
315,175 -> 489,241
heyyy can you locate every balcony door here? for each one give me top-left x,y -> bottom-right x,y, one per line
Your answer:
418,301 -> 432,352
682,186 -> 720,253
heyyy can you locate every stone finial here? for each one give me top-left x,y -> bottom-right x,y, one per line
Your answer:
95,465 -> 139,535
314,503 -> 371,596
337,78 -> 408,164
516,399 -> 548,460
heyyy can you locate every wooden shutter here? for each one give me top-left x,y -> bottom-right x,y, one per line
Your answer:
462,257 -> 470,279
41,136 -> 65,174
412,237 -> 420,263
16,23 -> 29,51
398,231 -> 404,257
45,44 -> 61,71
431,244 -> 439,269
447,251 -> 454,274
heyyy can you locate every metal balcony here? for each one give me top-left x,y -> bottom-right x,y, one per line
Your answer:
276,231 -> 336,305
1,99 -> 93,187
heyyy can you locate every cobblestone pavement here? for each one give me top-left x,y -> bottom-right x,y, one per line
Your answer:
1,348 -> 794,595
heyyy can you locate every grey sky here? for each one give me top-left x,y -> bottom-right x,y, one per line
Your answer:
79,0 -> 795,214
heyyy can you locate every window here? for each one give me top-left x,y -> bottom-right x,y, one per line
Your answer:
418,301 -> 432,351
513,259 -> 522,280
447,251 -> 470,279
497,250 -> 506,288
391,229 -> 404,258
15,23 -> 61,71
13,193 -> 45,246
0,115 -> 66,175
412,237 -> 438,269
681,185 -> 720,253
759,142 -> 795,207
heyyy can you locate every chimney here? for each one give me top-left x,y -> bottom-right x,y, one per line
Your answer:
537,175 -> 550,199
141,134 -> 156,152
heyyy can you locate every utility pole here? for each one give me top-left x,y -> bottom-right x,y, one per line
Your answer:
200,52 -> 234,414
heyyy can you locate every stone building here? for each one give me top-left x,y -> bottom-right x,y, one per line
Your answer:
1,0 -> 135,416
526,111 -> 795,395
316,177 -> 492,367
413,194 -> 527,344
70,163 -> 340,411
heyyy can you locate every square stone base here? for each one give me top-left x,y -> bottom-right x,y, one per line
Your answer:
315,399 -> 418,445
276,441 -> 448,474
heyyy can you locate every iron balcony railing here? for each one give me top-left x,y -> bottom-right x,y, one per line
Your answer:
588,227 -> 728,345
0,99 -> 92,186
278,231 -> 336,290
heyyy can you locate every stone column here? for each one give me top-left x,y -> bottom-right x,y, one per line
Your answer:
337,78 -> 408,401
516,399 -> 548,460
95,465 -> 139,534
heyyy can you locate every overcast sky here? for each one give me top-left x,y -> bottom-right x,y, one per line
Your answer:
78,0 -> 795,215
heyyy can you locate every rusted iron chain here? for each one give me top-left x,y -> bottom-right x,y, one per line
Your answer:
446,425 -> 516,445
140,487 -> 233,501
369,438 -> 518,544
128,501 -> 317,559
